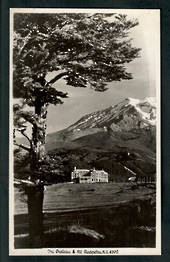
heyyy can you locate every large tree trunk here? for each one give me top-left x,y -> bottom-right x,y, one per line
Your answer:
26,184 -> 44,247
26,100 -> 48,247
32,101 -> 47,164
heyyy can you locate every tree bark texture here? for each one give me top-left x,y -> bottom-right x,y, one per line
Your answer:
32,101 -> 48,165
26,100 -> 48,247
26,184 -> 44,247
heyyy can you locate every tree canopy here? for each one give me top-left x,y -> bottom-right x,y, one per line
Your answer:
13,12 -> 141,166
13,12 -> 140,102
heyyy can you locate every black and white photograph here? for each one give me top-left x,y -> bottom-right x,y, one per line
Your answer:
9,8 -> 161,255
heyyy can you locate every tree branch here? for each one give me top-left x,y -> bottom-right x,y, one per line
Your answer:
19,129 -> 33,149
14,142 -> 31,152
15,111 -> 38,126
47,71 -> 68,85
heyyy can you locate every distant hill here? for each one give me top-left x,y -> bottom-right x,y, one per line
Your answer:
46,97 -> 156,154
15,97 -> 157,181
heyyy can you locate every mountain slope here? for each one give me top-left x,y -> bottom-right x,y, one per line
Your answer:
68,97 -> 156,131
15,97 -> 156,181
46,97 -> 156,153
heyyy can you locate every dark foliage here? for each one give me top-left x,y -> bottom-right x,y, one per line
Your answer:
13,12 -> 141,178
13,13 -> 140,99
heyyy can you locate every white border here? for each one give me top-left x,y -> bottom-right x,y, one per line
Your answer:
9,8 -> 161,256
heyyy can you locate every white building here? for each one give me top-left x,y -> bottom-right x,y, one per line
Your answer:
71,167 -> 109,183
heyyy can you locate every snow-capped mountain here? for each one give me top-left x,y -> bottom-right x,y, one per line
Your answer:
47,97 -> 156,153
67,97 -> 156,132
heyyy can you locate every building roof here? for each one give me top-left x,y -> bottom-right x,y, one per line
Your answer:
74,169 -> 89,172
74,168 -> 108,172
93,170 -> 108,173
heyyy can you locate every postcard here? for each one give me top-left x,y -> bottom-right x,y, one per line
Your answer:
9,8 -> 161,256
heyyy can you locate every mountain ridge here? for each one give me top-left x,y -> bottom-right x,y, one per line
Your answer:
15,97 -> 156,181
46,97 -> 156,153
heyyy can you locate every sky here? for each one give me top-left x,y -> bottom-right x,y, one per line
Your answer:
13,9 -> 160,136
46,9 -> 160,134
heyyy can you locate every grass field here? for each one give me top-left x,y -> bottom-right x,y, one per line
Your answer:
14,182 -> 156,248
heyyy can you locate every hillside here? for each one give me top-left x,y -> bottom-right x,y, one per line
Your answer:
45,97 -> 156,182
46,97 -> 156,153
15,97 -> 156,182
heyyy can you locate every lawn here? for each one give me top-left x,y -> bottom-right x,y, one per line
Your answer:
14,182 -> 156,248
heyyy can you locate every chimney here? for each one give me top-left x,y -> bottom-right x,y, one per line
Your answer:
74,166 -> 76,171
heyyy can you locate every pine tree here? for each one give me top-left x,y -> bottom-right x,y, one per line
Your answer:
13,12 -> 140,247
